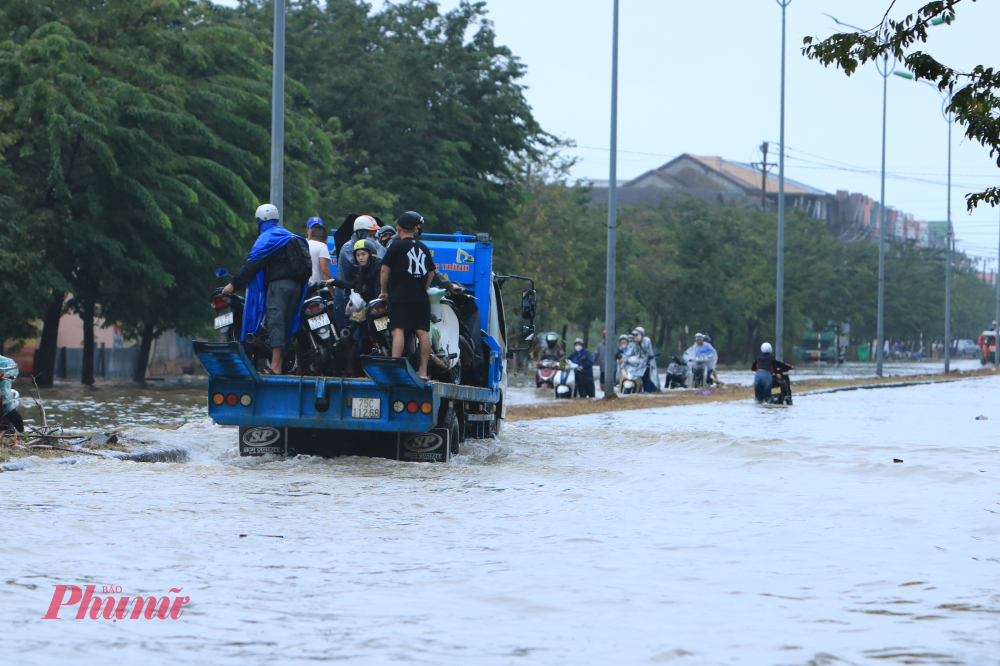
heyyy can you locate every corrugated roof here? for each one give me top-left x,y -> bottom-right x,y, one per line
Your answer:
681,155 -> 829,196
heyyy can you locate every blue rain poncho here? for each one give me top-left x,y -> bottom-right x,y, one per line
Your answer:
0,355 -> 19,415
242,220 -> 308,343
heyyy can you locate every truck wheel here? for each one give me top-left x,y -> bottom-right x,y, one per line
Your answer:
445,409 -> 460,457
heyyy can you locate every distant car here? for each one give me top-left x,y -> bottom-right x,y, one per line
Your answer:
952,339 -> 980,358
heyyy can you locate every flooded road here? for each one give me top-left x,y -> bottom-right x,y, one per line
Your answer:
3,376 -> 1000,664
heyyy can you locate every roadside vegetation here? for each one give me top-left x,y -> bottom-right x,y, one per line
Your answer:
0,0 -> 994,384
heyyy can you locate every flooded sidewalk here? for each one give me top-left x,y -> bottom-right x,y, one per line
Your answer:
3,376 -> 999,665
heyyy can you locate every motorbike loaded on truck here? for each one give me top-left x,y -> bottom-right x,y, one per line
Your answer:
198,228 -> 536,463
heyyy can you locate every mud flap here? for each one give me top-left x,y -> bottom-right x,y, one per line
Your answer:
239,426 -> 288,456
398,428 -> 451,463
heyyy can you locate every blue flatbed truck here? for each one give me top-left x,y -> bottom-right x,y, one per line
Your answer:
193,232 -> 536,463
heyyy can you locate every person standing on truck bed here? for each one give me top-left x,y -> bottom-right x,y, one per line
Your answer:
379,211 -> 437,379
305,217 -> 332,286
223,204 -> 312,375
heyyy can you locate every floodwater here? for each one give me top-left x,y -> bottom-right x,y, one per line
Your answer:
3,376 -> 1000,665
16,377 -> 209,434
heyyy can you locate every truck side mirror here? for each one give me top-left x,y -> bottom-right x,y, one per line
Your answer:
521,290 -> 536,320
521,325 -> 535,341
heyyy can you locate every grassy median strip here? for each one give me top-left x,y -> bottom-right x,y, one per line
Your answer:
505,366 -> 999,423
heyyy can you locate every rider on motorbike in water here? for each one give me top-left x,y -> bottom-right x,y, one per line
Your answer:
539,332 -> 564,362
683,332 -> 718,386
752,342 -> 793,404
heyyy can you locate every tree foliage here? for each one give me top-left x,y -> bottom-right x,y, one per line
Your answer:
801,0 -> 1000,210
499,185 -> 996,363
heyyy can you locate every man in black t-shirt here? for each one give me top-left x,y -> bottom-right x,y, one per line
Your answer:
379,211 -> 436,378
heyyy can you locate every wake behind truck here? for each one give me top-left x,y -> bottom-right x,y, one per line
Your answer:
194,232 -> 536,462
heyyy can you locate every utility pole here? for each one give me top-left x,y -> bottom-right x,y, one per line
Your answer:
603,0 -> 620,399
751,141 -> 776,210
270,0 -> 286,223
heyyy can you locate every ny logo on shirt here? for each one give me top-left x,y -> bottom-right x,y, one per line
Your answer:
407,247 -> 428,276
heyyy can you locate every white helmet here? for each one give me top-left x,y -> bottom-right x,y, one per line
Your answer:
353,215 -> 379,232
255,203 -> 279,223
761,342 -> 773,354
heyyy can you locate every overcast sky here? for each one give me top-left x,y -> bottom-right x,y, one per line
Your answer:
215,0 -> 1000,262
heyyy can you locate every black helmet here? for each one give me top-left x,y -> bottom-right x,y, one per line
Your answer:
396,211 -> 424,229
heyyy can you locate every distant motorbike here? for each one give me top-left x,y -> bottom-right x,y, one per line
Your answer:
535,359 -> 558,389
688,358 -> 711,388
665,356 -> 688,389
619,354 -> 644,394
771,369 -> 793,405
554,361 -> 577,399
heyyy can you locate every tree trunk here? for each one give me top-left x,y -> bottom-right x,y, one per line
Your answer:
658,318 -> 669,348
582,322 -> 590,349
133,322 -> 156,383
34,291 -> 65,387
744,320 -> 760,364
560,324 -> 568,350
726,327 -> 734,363
81,303 -> 95,386
650,314 -> 658,349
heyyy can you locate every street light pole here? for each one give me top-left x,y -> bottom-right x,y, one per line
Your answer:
894,71 -> 954,372
827,15 -> 894,377
995,208 -> 1000,365
603,0 -> 620,399
945,103 -> 953,372
775,0 -> 791,361
875,52 -> 891,378
270,0 -> 286,223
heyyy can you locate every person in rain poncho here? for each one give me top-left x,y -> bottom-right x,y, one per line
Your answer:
223,203 -> 312,375
620,329 -> 649,392
0,354 -> 23,432
684,332 -> 718,383
614,334 -> 630,384
633,327 -> 660,392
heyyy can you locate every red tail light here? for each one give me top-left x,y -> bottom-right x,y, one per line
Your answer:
211,295 -> 231,310
371,302 -> 388,317
305,301 -> 324,315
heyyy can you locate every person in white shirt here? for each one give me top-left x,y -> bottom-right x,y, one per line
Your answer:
305,217 -> 332,285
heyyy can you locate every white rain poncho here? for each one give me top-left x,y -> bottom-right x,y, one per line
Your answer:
683,341 -> 718,370
638,336 -> 659,387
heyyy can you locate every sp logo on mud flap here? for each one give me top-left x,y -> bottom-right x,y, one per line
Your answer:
404,433 -> 443,453
242,427 -> 281,447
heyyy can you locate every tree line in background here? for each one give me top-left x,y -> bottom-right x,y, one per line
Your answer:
0,0 -> 995,386
498,181 -> 996,364
0,0 -> 546,384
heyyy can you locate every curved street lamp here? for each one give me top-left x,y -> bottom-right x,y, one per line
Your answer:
893,70 -> 955,371
826,14 -> 896,378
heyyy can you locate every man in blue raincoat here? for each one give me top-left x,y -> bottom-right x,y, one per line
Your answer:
222,204 -> 311,374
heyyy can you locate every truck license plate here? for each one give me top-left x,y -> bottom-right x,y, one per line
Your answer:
214,312 -> 233,329
374,316 -> 389,331
308,313 -> 330,330
351,398 -> 381,419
